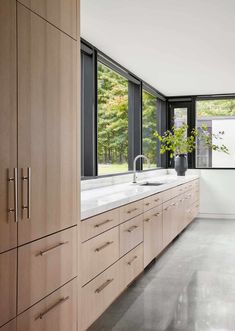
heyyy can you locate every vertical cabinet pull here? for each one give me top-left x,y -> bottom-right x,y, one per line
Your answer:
8,168 -> 18,223
22,167 -> 31,220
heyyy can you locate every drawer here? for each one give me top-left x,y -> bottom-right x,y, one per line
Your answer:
81,226 -> 119,285
18,226 -> 77,313
17,279 -> 77,331
120,200 -> 144,223
143,193 -> 163,212
120,243 -> 143,290
0,249 -> 17,327
120,214 -> 144,257
81,208 -> 119,242
81,261 -> 120,331
162,187 -> 179,202
0,319 -> 16,331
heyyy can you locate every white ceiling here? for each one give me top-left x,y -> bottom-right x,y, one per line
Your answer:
81,0 -> 235,96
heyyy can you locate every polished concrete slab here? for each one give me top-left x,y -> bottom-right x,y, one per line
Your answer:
88,218 -> 235,331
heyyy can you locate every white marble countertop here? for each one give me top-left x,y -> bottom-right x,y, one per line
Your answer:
81,173 -> 199,220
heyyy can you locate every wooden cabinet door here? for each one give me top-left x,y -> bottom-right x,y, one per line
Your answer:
17,4 -> 77,245
0,0 -> 17,253
0,319 -> 16,331
17,0 -> 77,39
0,249 -> 17,327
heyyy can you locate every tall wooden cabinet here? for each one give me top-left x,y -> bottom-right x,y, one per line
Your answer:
17,3 -> 77,245
0,0 -> 17,254
0,0 -> 79,329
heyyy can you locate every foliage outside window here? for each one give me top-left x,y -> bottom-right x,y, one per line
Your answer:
97,62 -> 129,175
174,108 -> 187,128
142,90 -> 158,169
196,99 -> 235,168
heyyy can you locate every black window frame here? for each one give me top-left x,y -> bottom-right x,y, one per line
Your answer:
81,39 -> 167,178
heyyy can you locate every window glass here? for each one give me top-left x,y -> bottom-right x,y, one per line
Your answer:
174,108 -> 187,128
142,90 -> 158,169
97,62 -> 129,175
196,99 -> 235,168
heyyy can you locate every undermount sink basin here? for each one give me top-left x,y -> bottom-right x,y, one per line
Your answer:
138,181 -> 164,186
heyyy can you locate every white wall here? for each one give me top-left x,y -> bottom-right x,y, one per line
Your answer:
199,170 -> 235,219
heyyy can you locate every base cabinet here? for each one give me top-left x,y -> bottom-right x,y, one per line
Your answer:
80,261 -> 120,331
144,206 -> 163,267
17,279 -> 77,331
0,250 -> 17,328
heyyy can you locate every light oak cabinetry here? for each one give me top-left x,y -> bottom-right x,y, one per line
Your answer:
17,0 -> 77,39
120,214 -> 144,257
81,226 -> 119,285
17,3 -> 77,245
144,205 -> 163,267
81,261 -> 120,331
0,0 -> 79,328
80,179 -> 200,330
17,279 -> 77,331
0,0 -> 17,254
120,243 -> 143,289
0,250 -> 17,328
0,319 -> 16,331
18,226 -> 77,313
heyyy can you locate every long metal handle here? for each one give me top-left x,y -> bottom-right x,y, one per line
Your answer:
35,296 -> 69,320
37,241 -> 69,257
127,207 -> 137,214
127,225 -> 138,233
22,167 -> 31,219
95,279 -> 114,293
127,255 -> 138,265
95,241 -> 114,252
94,219 -> 113,228
8,168 -> 18,223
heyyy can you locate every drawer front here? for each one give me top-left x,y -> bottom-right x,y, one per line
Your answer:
120,243 -> 143,290
144,205 -> 163,267
0,319 -> 16,331
81,226 -> 119,285
81,261 -> 120,331
0,249 -> 17,327
17,279 -> 77,331
18,226 -> 77,313
81,208 -> 119,242
120,200 -> 143,223
162,187 -> 178,202
120,214 -> 144,257
143,193 -> 162,212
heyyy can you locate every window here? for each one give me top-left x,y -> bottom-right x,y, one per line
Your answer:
196,99 -> 235,168
97,62 -> 129,175
174,108 -> 187,128
142,90 -> 158,169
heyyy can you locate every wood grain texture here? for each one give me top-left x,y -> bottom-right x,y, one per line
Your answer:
143,192 -> 163,212
81,226 -> 119,286
17,278 -> 77,331
120,243 -> 143,290
0,250 -> 17,327
17,0 -> 77,39
81,208 -> 120,242
17,4 -> 77,245
18,226 -> 77,313
81,261 -> 120,331
144,205 -> 163,267
0,319 -> 16,331
119,199 -> 144,223
0,0 -> 17,253
120,214 -> 144,257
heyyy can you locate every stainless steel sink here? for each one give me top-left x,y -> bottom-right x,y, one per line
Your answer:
138,181 -> 164,186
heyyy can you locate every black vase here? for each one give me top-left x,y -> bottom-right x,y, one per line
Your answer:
175,154 -> 188,176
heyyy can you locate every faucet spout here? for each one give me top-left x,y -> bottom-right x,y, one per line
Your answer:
133,154 -> 150,183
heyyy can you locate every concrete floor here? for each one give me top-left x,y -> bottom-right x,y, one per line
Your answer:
88,218 -> 235,331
